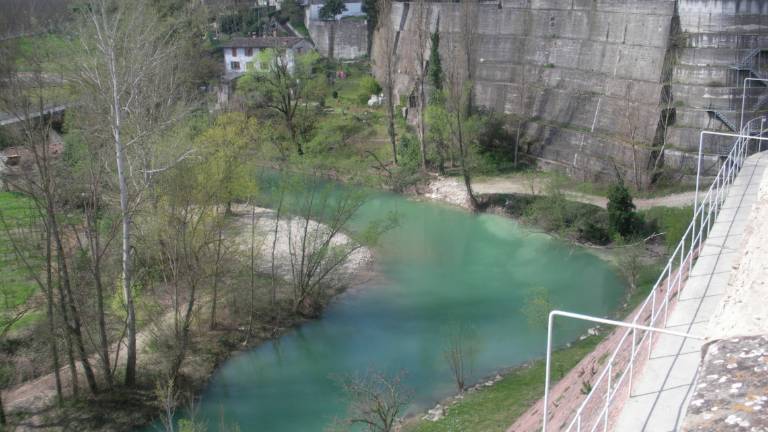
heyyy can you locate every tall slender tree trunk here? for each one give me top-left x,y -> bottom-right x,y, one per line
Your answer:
110,65 -> 138,386
328,20 -> 336,60
418,79 -> 427,170
455,111 -> 478,210
55,268 -> 79,396
51,217 -> 98,393
387,86 -> 398,165
270,191 -> 285,313
82,178 -> 112,386
0,390 -> 6,427
170,280 -> 197,385
246,205 -> 257,342
44,220 -> 63,403
209,226 -> 223,330
91,239 -> 112,386
117,131 -> 137,387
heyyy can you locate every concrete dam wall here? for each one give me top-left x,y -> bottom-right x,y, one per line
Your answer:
307,17 -> 369,60
373,0 -> 768,184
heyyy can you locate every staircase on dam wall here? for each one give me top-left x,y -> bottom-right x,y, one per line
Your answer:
665,0 -> 768,175
375,0 -> 768,184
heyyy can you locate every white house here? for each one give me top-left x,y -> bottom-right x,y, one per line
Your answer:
220,36 -> 313,76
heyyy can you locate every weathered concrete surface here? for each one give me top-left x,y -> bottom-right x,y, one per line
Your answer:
665,0 -> 768,179
306,14 -> 368,59
707,156 -> 768,339
682,336 -> 768,431
372,0 -> 768,183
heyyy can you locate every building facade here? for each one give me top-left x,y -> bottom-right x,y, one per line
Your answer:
220,36 -> 313,75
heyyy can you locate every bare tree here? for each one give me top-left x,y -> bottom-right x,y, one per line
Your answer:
0,46 -> 67,404
624,83 -> 643,190
239,50 -> 324,156
337,369 -> 412,432
619,243 -> 645,298
155,375 -> 179,432
0,289 -> 31,426
374,0 -> 398,165
444,43 -> 480,210
283,175 -> 395,317
459,0 -> 477,115
443,322 -> 478,393
0,58 -> 99,394
70,0 -> 195,386
413,0 -> 429,170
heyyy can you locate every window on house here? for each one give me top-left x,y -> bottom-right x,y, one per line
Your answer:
230,61 -> 240,70
246,47 -> 253,56
231,47 -> 237,56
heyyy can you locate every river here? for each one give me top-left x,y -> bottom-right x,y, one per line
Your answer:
190,191 -> 625,431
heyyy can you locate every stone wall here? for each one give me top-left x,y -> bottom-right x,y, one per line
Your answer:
372,0 -> 768,184
306,14 -> 369,59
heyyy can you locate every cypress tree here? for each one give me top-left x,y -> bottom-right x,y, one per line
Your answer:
607,182 -> 637,238
428,31 -> 443,91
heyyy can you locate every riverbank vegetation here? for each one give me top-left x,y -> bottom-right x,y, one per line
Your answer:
404,336 -> 603,432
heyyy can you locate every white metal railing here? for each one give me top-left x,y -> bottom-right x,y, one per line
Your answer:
542,114 -> 768,432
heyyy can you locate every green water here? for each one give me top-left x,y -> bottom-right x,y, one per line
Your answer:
195,193 -> 625,431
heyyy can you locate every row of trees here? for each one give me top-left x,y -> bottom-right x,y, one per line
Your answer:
373,0 -> 486,208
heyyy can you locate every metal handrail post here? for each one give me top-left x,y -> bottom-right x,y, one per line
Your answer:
664,264 -> 671,326
648,291 -> 656,359
628,327 -> 636,395
542,311 -> 703,432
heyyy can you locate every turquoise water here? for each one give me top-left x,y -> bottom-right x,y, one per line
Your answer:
192,192 -> 625,431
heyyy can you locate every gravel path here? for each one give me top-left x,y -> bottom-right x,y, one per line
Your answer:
426,176 -> 701,210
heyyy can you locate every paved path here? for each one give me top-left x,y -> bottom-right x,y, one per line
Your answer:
613,152 -> 768,431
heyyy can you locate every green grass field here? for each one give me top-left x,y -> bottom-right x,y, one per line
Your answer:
404,336 -> 603,432
13,34 -> 70,73
0,192 -> 42,332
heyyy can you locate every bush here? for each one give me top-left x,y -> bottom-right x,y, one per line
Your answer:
360,75 -> 382,95
523,194 -> 611,245
0,127 -> 13,150
640,206 -> 692,252
607,183 -> 637,238
304,115 -> 364,156
397,132 -> 421,169
477,114 -> 516,167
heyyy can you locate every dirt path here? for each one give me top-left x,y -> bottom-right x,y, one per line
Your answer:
426,176 -> 701,210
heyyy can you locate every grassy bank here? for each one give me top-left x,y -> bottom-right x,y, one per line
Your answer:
404,335 -> 603,432
0,191 -> 41,332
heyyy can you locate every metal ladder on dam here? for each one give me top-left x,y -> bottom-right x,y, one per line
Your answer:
707,109 -> 738,132
702,48 -> 768,132
731,48 -> 768,111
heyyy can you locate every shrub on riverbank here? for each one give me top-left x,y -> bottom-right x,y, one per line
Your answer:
481,193 -> 611,245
